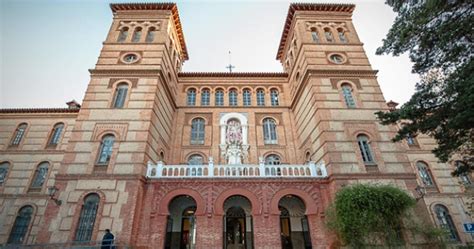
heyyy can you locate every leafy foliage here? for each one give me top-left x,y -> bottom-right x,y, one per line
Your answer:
375,0 -> 474,175
326,184 -> 445,248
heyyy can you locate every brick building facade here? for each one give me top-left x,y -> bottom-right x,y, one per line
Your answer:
0,2 -> 472,248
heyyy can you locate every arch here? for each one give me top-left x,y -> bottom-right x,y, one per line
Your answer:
96,134 -> 116,165
29,161 -> 50,190
10,122 -> 28,146
415,161 -> 436,187
0,161 -> 12,186
432,204 -> 460,241
188,116 -> 210,125
186,88 -> 197,106
112,82 -> 130,108
117,27 -> 129,42
157,189 -> 206,215
270,189 -> 318,215
184,151 -> 207,162
214,188 -> 262,215
7,205 -> 35,244
145,26 -> 156,43
220,112 -> 248,126
131,27 -> 142,42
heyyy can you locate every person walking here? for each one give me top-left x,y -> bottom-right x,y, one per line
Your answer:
101,229 -> 115,249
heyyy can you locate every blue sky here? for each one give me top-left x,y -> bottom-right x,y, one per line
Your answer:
0,0 -> 418,108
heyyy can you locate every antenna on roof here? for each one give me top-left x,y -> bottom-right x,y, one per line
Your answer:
226,51 -> 235,73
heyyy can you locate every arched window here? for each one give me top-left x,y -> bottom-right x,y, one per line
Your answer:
191,118 -> 205,144
324,28 -> 334,42
270,89 -> 279,106
187,89 -> 196,106
341,84 -> 356,108
229,89 -> 238,106
310,27 -> 319,43
201,89 -> 210,106
117,27 -> 128,42
455,161 -> 472,185
337,28 -> 347,43
11,123 -> 27,146
75,194 -> 100,241
434,205 -> 459,241
406,133 -> 417,146
243,89 -> 251,106
29,162 -> 49,190
265,154 -> 281,165
112,83 -> 128,108
48,123 -> 64,146
7,206 -> 34,244
145,27 -> 156,43
215,89 -> 224,106
357,135 -> 374,164
131,27 -> 142,42
305,151 -> 311,163
0,162 -> 10,186
263,118 -> 277,144
257,89 -> 265,106
188,154 -> 203,165
416,161 -> 435,186
96,135 -> 115,165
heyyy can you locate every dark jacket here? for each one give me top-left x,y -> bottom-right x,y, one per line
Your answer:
101,232 -> 115,249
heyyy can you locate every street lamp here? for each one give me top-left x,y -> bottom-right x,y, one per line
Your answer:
415,185 -> 426,201
47,186 -> 62,206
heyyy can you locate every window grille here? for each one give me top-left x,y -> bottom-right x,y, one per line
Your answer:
243,89 -> 251,106
265,154 -> 281,165
48,123 -> 64,145
416,161 -> 434,186
271,89 -> 279,106
341,84 -> 356,108
187,89 -> 196,106
113,84 -> 128,108
0,162 -> 9,186
188,155 -> 203,165
30,162 -> 49,189
263,118 -> 277,144
434,205 -> 459,241
11,123 -> 27,146
191,118 -> 205,144
201,89 -> 210,106
7,206 -> 33,244
97,135 -> 115,165
357,135 -> 374,163
215,90 -> 224,106
75,194 -> 100,241
229,90 -> 238,106
257,90 -> 265,106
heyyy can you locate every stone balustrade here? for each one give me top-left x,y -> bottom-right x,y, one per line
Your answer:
146,161 -> 327,178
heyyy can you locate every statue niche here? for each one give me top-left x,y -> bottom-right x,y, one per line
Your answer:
219,113 -> 249,165
225,119 -> 243,165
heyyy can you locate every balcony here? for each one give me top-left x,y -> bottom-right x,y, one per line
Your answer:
146,161 -> 327,178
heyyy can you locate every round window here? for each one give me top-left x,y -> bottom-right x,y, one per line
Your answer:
329,54 -> 345,64
122,53 -> 139,63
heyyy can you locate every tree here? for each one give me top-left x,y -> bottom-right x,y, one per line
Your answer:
375,0 -> 474,175
325,184 -> 444,248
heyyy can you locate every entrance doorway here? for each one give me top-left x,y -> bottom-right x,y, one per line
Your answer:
279,195 -> 312,249
164,195 -> 197,249
223,195 -> 254,249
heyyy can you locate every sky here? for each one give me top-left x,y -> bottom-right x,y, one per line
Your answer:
0,0 -> 419,108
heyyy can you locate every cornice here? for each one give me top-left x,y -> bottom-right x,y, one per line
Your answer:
276,3 -> 356,60
55,173 -> 147,182
110,2 -> 188,60
0,108 -> 80,114
89,69 -> 162,76
178,72 -> 288,78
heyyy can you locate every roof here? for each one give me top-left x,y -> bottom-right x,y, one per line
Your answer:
178,72 -> 288,78
110,2 -> 189,60
0,108 -> 80,114
276,3 -> 355,60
